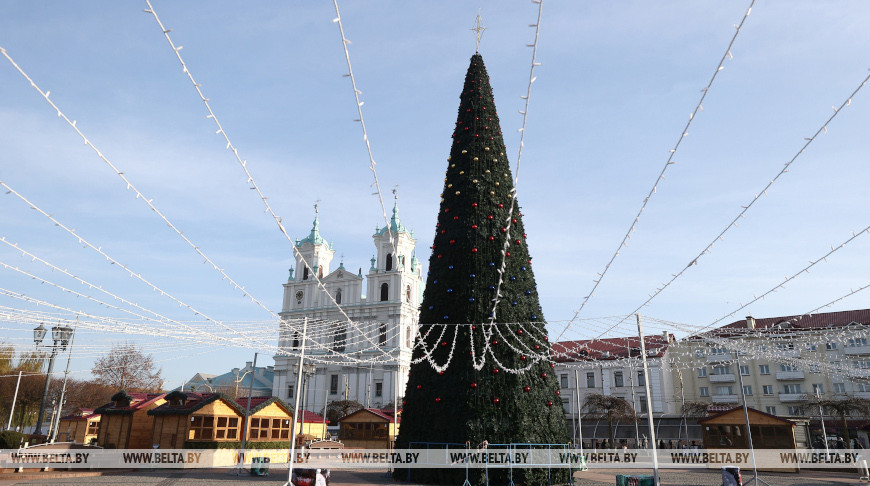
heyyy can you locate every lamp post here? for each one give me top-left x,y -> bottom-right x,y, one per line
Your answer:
33,323 -> 72,436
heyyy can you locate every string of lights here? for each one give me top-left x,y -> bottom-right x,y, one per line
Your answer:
557,0 -> 757,342
330,0 -> 399,264
0,47 -> 284,353
488,0 -> 544,325
588,67 -> 870,343
139,1 -> 371,341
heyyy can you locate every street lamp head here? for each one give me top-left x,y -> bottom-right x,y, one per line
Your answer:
59,325 -> 73,347
33,324 -> 47,345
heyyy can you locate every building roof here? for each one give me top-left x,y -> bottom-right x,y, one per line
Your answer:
703,309 -> 870,338
297,215 -> 331,248
59,408 -> 99,422
552,334 -> 673,362
375,201 -> 409,237
295,410 -> 326,423
147,392 -> 245,416
177,364 -> 274,397
339,408 -> 401,424
94,392 -> 165,415
699,406 -> 795,426
234,396 -> 292,415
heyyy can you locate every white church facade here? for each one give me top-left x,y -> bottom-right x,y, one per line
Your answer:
272,203 -> 423,414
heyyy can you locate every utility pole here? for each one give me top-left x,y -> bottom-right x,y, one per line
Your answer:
636,314 -> 659,486
5,371 -> 22,430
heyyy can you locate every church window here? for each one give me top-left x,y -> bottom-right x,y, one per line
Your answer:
336,289 -> 342,304
292,331 -> 300,348
379,324 -> 388,346
303,267 -> 309,280
380,283 -> 389,301
406,327 -> 412,348
406,285 -> 412,303
385,254 -> 393,271
318,266 -> 323,278
334,325 -> 347,352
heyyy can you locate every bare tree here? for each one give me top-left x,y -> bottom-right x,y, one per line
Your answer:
681,401 -> 710,419
91,342 -> 163,392
321,399 -> 364,425
816,395 -> 870,446
583,393 -> 638,446
0,343 -> 48,429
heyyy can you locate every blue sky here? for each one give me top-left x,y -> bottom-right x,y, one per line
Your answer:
2,1 -> 870,388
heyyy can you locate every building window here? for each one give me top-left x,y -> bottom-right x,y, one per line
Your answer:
385,254 -> 393,271
379,324 -> 388,346
288,385 -> 294,398
380,283 -> 389,301
766,406 -> 777,415
787,406 -> 805,416
805,342 -> 817,351
638,396 -> 648,413
330,375 -> 339,395
716,386 -> 733,396
406,286 -> 412,303
318,266 -> 323,278
334,325 -> 347,352
87,421 -> 100,436
292,331 -> 300,348
189,416 -> 239,441
812,383 -> 824,395
739,365 -> 750,376
783,384 -> 802,394
759,365 -> 770,375
406,327 -> 412,348
697,367 -> 707,378
375,382 -> 383,397
637,370 -> 645,387
848,338 -> 868,347
249,417 -> 291,440
303,267 -> 309,280
858,383 -> 870,393
336,289 -> 342,304
743,385 -> 752,396
833,382 -> 846,393
712,366 -> 731,375
614,372 -> 624,387
699,387 -> 709,397
762,385 -> 774,395
780,364 -> 797,372
826,342 -> 838,350
586,372 -> 595,388
560,375 -> 568,389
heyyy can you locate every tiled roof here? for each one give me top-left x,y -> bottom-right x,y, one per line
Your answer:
295,410 -> 326,423
59,408 -> 98,421
94,392 -> 165,415
148,392 -> 244,416
707,309 -> 870,337
234,396 -> 292,415
552,334 -> 673,362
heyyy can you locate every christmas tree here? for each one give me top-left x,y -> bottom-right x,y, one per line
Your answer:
395,53 -> 570,485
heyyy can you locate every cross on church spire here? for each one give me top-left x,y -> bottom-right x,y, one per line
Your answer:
471,9 -> 486,53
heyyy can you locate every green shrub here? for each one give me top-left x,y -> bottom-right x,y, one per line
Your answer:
0,430 -> 26,448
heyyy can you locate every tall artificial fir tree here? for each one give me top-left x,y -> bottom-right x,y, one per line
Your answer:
395,52 -> 570,485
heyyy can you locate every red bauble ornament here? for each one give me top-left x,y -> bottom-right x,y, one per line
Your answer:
515,239 -> 521,245
550,363 -> 555,369
488,236 -> 494,241
506,252 -> 511,257
449,240 -> 455,245
498,203 -> 504,208
402,400 -> 406,406
512,218 -> 517,224
492,369 -> 499,374
445,208 -> 450,213
435,397 -> 441,403
517,329 -> 524,335
493,398 -> 500,404
439,371 -> 445,375
487,215 -> 494,220
472,224 -> 478,230
534,345 -> 540,350
501,227 -> 507,233
491,340 -> 498,345
453,216 -> 459,220
521,355 -> 527,361
471,383 -> 478,389
547,401 -> 553,407
472,325 -> 476,330
541,372 -> 547,378
437,254 -> 442,259
472,202 -> 478,207
441,230 -> 446,234
556,390 -> 561,396
523,386 -> 531,392
471,248 -> 478,253
416,385 -> 422,390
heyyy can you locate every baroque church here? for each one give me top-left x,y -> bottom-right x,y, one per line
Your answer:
271,200 -> 424,413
